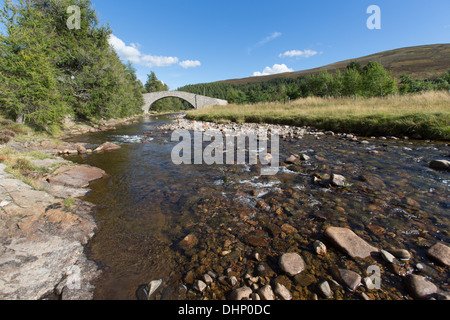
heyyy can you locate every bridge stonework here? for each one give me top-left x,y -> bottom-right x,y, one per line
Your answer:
142,91 -> 228,113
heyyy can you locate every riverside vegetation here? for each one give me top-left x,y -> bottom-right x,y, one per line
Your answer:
179,62 -> 450,104
186,91 -> 450,141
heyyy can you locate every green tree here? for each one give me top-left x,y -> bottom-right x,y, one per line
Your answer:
278,83 -> 288,101
144,71 -> 167,93
0,0 -> 144,126
362,61 -> 397,97
343,68 -> 363,98
398,74 -> 415,94
0,0 -> 69,127
306,71 -> 334,97
226,88 -> 241,104
286,83 -> 301,100
329,70 -> 344,97
346,61 -> 363,74
444,70 -> 450,83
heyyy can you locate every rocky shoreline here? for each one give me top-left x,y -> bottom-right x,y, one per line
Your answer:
0,117 -> 139,300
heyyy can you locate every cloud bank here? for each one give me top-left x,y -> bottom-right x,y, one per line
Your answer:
108,34 -> 200,69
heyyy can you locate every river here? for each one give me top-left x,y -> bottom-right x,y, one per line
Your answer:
64,114 -> 450,300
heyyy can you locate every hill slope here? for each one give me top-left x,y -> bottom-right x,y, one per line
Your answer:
218,44 -> 450,85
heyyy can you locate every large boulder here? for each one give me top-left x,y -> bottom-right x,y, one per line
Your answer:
94,142 -> 121,152
0,165 -> 99,300
324,227 -> 379,259
47,165 -> 107,189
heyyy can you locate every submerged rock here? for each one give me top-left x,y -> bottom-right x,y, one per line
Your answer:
229,286 -> 252,300
274,283 -> 292,300
427,242 -> 450,267
313,240 -> 327,256
391,249 -> 411,261
279,252 -> 306,276
147,279 -> 163,299
405,274 -> 438,299
194,280 -> 207,293
300,154 -> 311,161
244,233 -> 270,247
336,269 -> 362,292
255,263 -> 275,277
331,174 -> 346,187
258,284 -> 275,300
318,281 -> 332,298
178,234 -> 199,250
429,160 -> 450,171
380,249 -> 396,264
284,155 -> 299,164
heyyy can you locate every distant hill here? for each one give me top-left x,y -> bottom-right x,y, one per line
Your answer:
217,44 -> 450,85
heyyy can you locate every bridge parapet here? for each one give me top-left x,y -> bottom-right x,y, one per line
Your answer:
142,91 -> 228,113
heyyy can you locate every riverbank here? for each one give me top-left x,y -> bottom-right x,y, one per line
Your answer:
185,91 -> 450,141
0,116 -> 142,299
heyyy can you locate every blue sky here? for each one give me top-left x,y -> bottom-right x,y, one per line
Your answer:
93,0 -> 450,89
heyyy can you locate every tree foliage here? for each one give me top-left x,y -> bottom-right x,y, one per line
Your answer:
0,0 -> 143,129
178,62 -> 447,104
398,72 -> 450,94
361,61 -> 397,97
144,71 -> 192,112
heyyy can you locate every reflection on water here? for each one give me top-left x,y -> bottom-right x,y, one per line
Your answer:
65,115 -> 449,300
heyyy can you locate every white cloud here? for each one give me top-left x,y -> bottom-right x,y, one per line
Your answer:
179,60 -> 201,69
279,49 -> 318,59
141,54 -> 179,67
253,64 -> 294,76
108,34 -> 141,63
108,34 -> 199,69
257,32 -> 282,47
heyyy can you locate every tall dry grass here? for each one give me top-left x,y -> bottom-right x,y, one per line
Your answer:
187,91 -> 450,140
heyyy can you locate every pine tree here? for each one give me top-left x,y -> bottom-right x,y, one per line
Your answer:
0,0 -> 145,126
0,0 -> 69,127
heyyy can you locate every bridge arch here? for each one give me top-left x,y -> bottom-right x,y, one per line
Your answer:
142,91 -> 228,113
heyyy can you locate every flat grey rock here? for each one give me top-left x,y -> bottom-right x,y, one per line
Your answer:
324,227 -> 379,259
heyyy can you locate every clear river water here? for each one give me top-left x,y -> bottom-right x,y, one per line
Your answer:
64,114 -> 449,300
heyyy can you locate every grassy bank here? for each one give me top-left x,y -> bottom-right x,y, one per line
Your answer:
186,91 -> 450,140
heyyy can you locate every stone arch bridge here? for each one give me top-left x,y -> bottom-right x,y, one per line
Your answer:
142,91 -> 228,113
